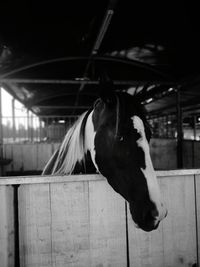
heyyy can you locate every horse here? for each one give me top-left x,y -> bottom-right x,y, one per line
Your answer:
42,82 -> 167,232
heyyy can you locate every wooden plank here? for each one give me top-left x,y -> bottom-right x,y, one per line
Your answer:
88,180 -> 127,267
161,175 -> 197,266
194,142 -> 200,168
183,140 -> 193,168
22,144 -> 38,171
1,170 -> 200,185
194,174 -> 200,266
0,174 -> 104,185
128,175 -> 197,267
12,144 -> 23,171
3,144 -> 13,172
37,144 -> 53,171
157,169 -> 200,177
18,184 -> 52,267
3,143 -> 60,173
0,186 -> 15,267
127,206 -> 164,267
18,180 -> 127,267
150,138 -> 177,170
50,181 -> 90,267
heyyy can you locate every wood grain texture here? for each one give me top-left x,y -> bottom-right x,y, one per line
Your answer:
89,180 -> 126,267
150,138 -> 177,170
22,144 -> 38,171
160,175 -> 197,267
1,172 -> 199,267
128,175 -> 197,267
182,141 -> 193,168
12,144 -> 24,171
19,184 -> 52,267
50,181 -> 90,267
4,140 -> 200,173
2,170 -> 200,185
0,174 -> 104,185
194,174 -> 200,266
0,186 -> 15,267
17,180 -> 126,267
37,144 -> 53,171
127,207 -> 164,267
194,143 -> 200,168
3,144 -> 13,172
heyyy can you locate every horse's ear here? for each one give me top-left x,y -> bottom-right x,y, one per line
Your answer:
98,73 -> 115,105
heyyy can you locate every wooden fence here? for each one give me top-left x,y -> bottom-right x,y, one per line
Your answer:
3,139 -> 200,174
0,170 -> 200,267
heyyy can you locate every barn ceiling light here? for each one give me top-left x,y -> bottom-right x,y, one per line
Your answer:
58,120 -> 65,123
146,98 -> 153,103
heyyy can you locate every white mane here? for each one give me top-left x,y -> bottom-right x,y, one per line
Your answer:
43,112 -> 89,175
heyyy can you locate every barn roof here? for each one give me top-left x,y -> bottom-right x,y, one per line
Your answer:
0,0 -> 200,117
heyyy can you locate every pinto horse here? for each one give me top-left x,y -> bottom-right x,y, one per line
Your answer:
42,86 -> 167,232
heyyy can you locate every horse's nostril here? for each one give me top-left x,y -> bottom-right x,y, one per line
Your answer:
151,208 -> 158,218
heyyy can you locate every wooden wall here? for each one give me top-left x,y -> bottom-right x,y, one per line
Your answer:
0,170 -> 200,267
3,139 -> 200,173
3,143 -> 60,173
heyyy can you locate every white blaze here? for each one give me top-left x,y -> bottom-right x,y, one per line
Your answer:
132,116 -> 166,223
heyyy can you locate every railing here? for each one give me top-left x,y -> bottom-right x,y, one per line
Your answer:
3,139 -> 200,175
2,114 -> 200,143
0,170 -> 199,267
1,115 -> 78,144
149,114 -> 200,140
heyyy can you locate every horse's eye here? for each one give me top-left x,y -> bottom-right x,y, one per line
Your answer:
119,136 -> 124,142
115,135 -> 124,142
133,130 -> 141,141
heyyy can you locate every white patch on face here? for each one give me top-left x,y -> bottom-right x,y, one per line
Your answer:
132,115 -> 167,224
84,111 -> 99,173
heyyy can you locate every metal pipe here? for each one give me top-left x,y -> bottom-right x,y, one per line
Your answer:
13,185 -> 20,267
192,115 -> 197,168
12,98 -> 16,142
34,105 -> 90,110
0,78 -> 175,86
92,9 -> 114,55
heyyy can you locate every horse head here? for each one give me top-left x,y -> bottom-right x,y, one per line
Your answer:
86,79 -> 167,232
43,79 -> 167,232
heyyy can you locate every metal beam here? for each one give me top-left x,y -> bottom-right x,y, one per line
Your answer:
176,88 -> 183,168
0,78 -> 171,85
91,9 -> 115,55
25,91 -> 98,108
34,105 -> 90,109
0,56 -> 172,80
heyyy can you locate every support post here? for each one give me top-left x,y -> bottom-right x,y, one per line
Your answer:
13,185 -> 20,267
12,98 -> 16,142
192,115 -> 197,167
30,113 -> 33,142
0,87 -> 4,175
176,87 -> 183,168
27,110 -> 30,141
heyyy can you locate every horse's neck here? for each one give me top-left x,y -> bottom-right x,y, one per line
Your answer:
72,151 -> 97,174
